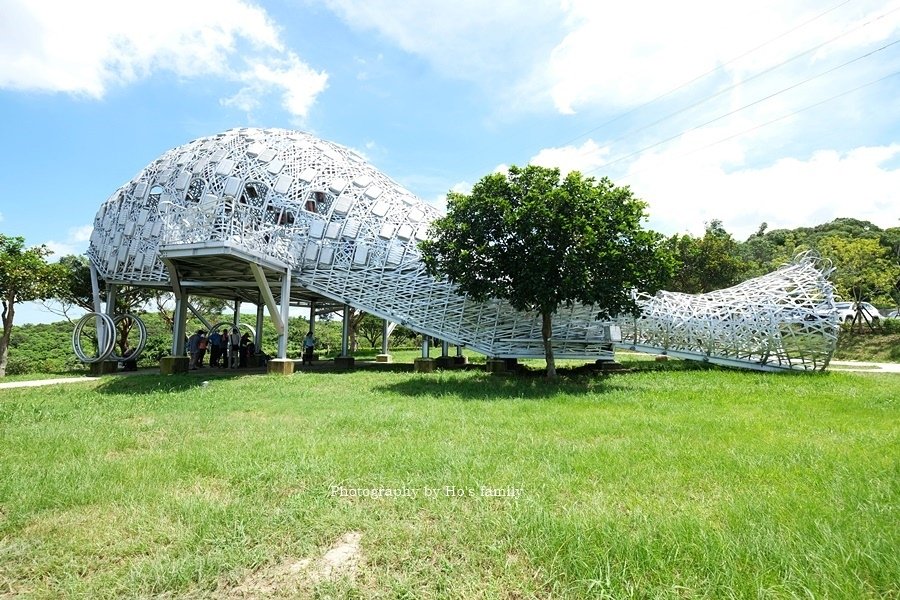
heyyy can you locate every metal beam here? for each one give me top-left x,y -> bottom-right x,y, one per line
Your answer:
250,262 -> 284,335
186,300 -> 214,332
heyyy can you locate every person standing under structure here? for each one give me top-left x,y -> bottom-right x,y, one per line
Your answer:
229,327 -> 241,368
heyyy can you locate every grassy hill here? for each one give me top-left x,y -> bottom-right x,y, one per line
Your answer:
834,324 -> 900,363
0,363 -> 897,597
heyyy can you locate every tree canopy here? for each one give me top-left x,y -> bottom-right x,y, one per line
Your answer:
420,165 -> 672,377
665,220 -> 746,294
0,234 -> 67,376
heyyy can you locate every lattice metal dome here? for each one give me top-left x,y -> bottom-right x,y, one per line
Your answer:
88,127 -> 619,360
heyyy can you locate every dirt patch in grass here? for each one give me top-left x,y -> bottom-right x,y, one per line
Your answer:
224,531 -> 363,598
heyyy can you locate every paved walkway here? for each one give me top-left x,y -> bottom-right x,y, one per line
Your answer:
0,376 -> 101,390
828,360 -> 900,373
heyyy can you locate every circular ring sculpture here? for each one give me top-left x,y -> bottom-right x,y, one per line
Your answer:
72,313 -> 148,364
72,312 -> 116,363
209,322 -> 256,338
110,314 -> 148,361
84,127 -> 840,371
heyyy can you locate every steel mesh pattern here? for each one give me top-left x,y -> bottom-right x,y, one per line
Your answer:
87,127 -> 617,360
617,253 -> 839,371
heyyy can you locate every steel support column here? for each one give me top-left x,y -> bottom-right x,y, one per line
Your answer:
255,303 -> 264,351
341,304 -> 350,357
277,268 -> 291,359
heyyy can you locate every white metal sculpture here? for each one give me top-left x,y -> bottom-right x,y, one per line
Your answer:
87,127 -> 618,361
84,128 -> 838,371
617,252 -> 839,371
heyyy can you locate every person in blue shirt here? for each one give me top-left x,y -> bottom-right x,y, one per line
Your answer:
208,329 -> 222,367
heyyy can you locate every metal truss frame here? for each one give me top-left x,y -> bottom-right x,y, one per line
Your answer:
87,128 -> 618,361
616,252 -> 839,371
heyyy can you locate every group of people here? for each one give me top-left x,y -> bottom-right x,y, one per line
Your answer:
187,327 -> 257,370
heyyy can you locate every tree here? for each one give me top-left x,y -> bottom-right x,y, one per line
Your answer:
0,235 -> 67,377
816,235 -> 900,306
420,165 -> 672,378
152,292 -> 228,332
665,220 -> 748,293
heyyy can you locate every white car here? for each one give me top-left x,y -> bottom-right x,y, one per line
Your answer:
834,301 -> 881,324
887,309 -> 900,319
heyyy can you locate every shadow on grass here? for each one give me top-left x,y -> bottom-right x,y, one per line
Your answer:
93,369 -> 264,396
373,369 -> 632,400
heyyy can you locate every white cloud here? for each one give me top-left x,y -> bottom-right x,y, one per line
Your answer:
223,53 -> 328,119
0,0 -> 327,119
43,225 -> 94,260
622,142 -> 900,239
322,0 -> 900,123
529,0 -> 900,114
530,140 -> 610,175
321,0 -> 564,85
0,211 -> 4,222
70,225 -> 94,243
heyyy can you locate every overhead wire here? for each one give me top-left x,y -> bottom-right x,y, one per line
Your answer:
617,70 -> 900,182
582,5 -> 900,156
556,0 -> 859,148
587,37 -> 900,175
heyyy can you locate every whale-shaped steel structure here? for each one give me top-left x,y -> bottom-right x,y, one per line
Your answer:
86,127 -> 838,370
87,127 -> 618,361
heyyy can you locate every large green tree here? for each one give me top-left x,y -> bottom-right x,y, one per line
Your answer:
420,165 -> 672,377
0,235 -> 66,377
665,220 -> 749,293
816,235 -> 900,305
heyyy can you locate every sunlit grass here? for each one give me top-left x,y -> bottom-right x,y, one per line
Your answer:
0,363 -> 897,597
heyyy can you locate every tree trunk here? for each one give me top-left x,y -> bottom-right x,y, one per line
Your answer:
541,311 -> 557,379
0,298 -> 15,377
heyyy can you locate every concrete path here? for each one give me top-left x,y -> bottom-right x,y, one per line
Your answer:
0,376 -> 101,390
828,360 -> 900,373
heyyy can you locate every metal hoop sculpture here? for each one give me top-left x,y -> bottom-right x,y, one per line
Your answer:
210,322 -> 256,338
72,313 -> 148,363
72,312 -> 117,363
109,314 -> 148,361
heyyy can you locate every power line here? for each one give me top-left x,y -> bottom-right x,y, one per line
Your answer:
591,5 -> 900,154
617,70 -> 900,182
557,0 -> 857,148
585,38 -> 900,175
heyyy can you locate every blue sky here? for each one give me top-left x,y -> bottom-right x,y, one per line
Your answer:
2,0 -> 899,323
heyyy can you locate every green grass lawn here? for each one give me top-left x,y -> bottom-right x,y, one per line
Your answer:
0,363 -> 897,598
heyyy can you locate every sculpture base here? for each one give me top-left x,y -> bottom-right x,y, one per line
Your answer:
594,359 -> 627,371
375,354 -> 392,363
486,358 -> 517,374
267,359 -> 295,375
90,361 -> 118,375
334,356 -> 355,369
435,356 -> 455,369
414,357 -> 436,373
160,356 -> 189,375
